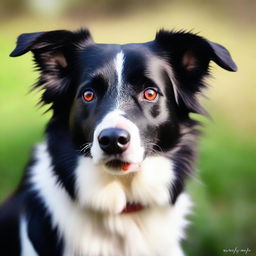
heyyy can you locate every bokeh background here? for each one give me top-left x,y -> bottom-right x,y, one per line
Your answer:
0,0 -> 255,255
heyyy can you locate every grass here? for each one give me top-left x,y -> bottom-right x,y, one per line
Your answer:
0,2 -> 255,255
184,117 -> 256,255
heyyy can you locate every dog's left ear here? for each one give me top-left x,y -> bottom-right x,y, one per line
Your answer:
206,40 -> 237,72
10,29 -> 93,109
155,30 -> 237,74
154,30 -> 237,114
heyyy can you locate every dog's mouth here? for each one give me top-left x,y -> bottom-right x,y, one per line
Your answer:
121,202 -> 145,214
105,159 -> 141,172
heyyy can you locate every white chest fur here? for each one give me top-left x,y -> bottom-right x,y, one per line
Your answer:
29,143 -> 191,256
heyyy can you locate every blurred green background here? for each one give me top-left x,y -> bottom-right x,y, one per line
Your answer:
0,0 -> 255,255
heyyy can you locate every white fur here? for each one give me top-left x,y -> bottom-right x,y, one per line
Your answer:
115,51 -> 124,90
90,110 -> 144,169
114,51 -> 125,109
20,217 -> 38,256
28,143 -> 192,256
76,154 -> 174,212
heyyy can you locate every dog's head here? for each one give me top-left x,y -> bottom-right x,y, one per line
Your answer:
10,29 -> 236,177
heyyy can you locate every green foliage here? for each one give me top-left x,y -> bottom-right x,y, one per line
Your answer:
184,118 -> 256,255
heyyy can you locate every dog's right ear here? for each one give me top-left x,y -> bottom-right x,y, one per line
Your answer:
10,29 -> 93,68
10,32 -> 46,57
10,29 -> 94,108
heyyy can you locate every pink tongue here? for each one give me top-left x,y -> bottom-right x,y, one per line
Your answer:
122,202 -> 144,214
121,163 -> 140,171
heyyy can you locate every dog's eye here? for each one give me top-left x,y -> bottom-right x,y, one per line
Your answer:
143,88 -> 158,101
83,90 -> 95,102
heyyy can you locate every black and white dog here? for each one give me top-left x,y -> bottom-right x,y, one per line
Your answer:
0,29 -> 236,256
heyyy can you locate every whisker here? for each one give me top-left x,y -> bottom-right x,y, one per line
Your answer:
80,142 -> 92,155
146,141 -> 164,153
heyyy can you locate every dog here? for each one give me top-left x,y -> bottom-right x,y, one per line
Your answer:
0,28 -> 237,256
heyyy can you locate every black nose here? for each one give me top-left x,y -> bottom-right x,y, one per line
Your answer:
98,128 -> 130,155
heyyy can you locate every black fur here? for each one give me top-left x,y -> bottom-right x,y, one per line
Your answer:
0,28 -> 237,255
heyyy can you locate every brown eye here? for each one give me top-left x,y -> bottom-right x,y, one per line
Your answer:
83,90 -> 94,102
143,88 -> 158,101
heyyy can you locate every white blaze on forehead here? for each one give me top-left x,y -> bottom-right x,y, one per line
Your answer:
114,51 -> 125,108
114,51 -> 124,90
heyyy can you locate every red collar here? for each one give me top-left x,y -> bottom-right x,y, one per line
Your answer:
121,202 -> 145,214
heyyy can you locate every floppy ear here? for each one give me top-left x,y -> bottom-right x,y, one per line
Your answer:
10,29 -> 93,109
207,40 -> 237,72
155,30 -> 237,114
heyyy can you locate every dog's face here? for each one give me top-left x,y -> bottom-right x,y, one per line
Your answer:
10,29 -> 237,178
68,43 -> 181,174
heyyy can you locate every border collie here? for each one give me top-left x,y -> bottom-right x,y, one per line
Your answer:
0,29 -> 237,256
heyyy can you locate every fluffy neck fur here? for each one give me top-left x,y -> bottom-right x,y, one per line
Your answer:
28,142 -> 192,256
